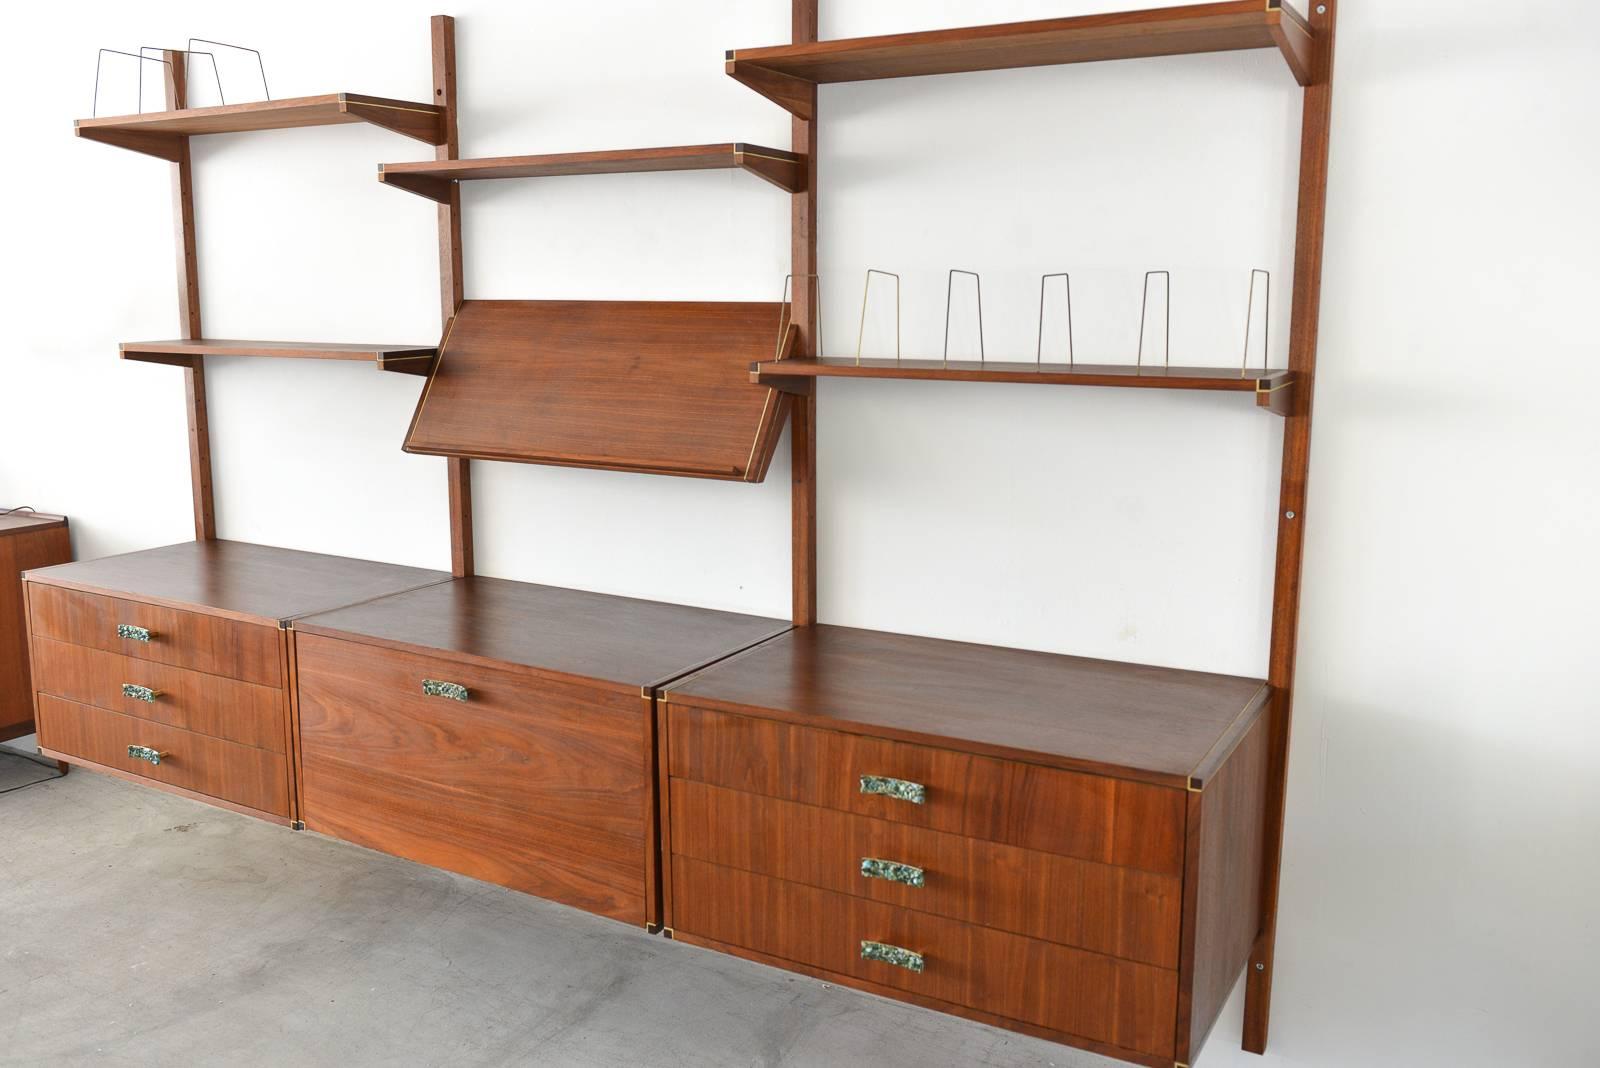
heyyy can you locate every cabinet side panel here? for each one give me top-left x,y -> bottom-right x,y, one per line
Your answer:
1186,714 -> 1269,1057
4,529 -> 72,738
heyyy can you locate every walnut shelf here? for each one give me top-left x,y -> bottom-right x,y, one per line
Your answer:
121,339 -> 437,376
378,143 -> 806,201
751,357 -> 1295,414
75,93 -> 447,159
727,0 -> 1315,117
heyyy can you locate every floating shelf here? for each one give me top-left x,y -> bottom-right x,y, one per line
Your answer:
727,0 -> 1315,117
75,93 -> 447,159
378,143 -> 807,202
751,357 -> 1295,414
121,339 -> 438,376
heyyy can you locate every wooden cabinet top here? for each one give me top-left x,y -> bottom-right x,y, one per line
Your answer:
23,540 -> 447,625
0,512 -> 67,535
294,576 -> 790,691
664,624 -> 1268,788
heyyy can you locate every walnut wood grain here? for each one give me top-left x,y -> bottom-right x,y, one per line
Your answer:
401,300 -> 791,481
0,514 -> 71,739
23,540 -> 447,626
120,339 -> 437,370
35,694 -> 288,816
672,857 -> 1177,1060
431,16 -> 474,578
295,632 -> 650,922
665,704 -> 1183,875
74,93 -> 446,155
378,144 -> 806,201
1178,715 -> 1269,1063
727,1 -> 1311,116
673,930 -> 1170,1068
1248,1 -> 1339,1050
27,582 -> 283,687
669,779 -> 1181,967
292,576 -> 788,693
30,637 -> 286,752
789,0 -> 819,625
159,50 -> 216,542
664,624 -> 1267,788
751,358 -> 1291,404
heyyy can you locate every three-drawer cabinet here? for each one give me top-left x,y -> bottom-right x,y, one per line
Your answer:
291,577 -> 787,927
660,625 -> 1270,1068
24,541 -> 447,823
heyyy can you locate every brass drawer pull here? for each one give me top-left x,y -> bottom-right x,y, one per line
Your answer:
859,774 -> 926,805
422,679 -> 469,702
121,684 -> 162,703
860,940 -> 924,974
861,857 -> 925,888
127,745 -> 169,766
117,624 -> 153,642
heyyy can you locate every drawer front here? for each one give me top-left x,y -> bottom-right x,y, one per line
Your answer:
35,694 -> 289,816
31,637 -> 286,752
673,857 -> 1176,1059
669,779 -> 1181,968
295,633 -> 649,923
27,582 -> 282,687
666,704 -> 1184,875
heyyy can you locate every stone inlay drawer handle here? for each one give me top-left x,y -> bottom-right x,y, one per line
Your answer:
122,684 -> 162,703
117,624 -> 153,642
422,679 -> 469,701
860,940 -> 924,973
127,745 -> 169,766
861,857 -> 925,888
859,775 -> 926,805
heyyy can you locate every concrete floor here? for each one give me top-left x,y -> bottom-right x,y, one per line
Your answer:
0,749 -> 1117,1068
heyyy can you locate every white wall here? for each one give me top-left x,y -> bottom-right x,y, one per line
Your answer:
2,2 -> 1595,1065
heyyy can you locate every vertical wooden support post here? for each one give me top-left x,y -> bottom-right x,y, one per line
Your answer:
790,0 -> 819,626
431,15 -> 473,578
163,51 -> 215,541
1243,0 -> 1338,1053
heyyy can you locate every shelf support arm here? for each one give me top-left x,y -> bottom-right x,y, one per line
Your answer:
1269,2 -> 1318,86
728,58 -> 815,120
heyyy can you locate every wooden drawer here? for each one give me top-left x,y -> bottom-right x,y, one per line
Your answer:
27,582 -> 282,688
31,637 -> 286,752
35,693 -> 289,816
673,857 -> 1176,1060
666,704 -> 1184,875
668,779 -> 1180,968
295,632 -> 650,923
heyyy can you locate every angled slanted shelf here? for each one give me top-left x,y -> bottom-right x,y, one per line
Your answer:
729,1 -> 1315,117
120,339 -> 438,376
403,300 -> 793,481
379,143 -> 807,201
752,358 -> 1296,415
75,93 -> 447,158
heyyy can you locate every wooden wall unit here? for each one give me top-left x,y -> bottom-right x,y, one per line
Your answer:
1,512 -> 72,741
51,6 -> 1335,1064
23,541 -> 447,824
